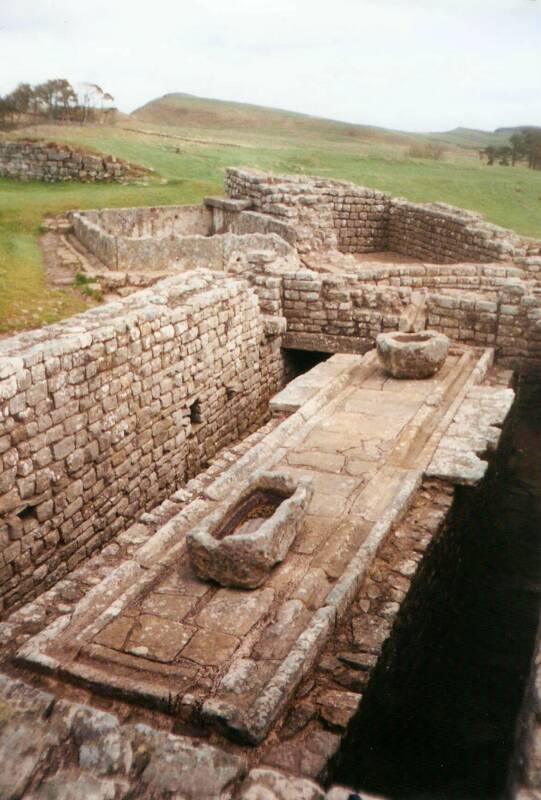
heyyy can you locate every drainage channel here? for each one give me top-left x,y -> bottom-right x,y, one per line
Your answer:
330,373 -> 541,800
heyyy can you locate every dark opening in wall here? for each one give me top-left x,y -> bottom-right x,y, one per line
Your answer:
330,374 -> 541,800
284,349 -> 330,377
16,504 -> 38,522
189,399 -> 202,426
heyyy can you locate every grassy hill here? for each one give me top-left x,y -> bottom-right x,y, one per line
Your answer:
131,92 -> 420,148
424,127 -> 512,150
1,93 -> 541,334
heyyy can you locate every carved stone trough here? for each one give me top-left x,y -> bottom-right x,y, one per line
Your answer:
186,470 -> 314,589
376,330 -> 450,379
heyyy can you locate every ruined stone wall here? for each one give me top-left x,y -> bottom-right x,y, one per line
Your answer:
218,208 -> 298,248
427,283 -> 541,369
225,168 -> 390,255
86,205 -> 213,238
72,204 -> 297,273
225,168 -> 541,264
0,139 -> 144,183
0,272 -> 288,614
281,271 -> 410,343
245,257 -> 541,366
388,200 -> 521,263
242,265 -> 411,353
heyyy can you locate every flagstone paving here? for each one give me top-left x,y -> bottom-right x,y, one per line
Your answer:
17,345 -> 495,744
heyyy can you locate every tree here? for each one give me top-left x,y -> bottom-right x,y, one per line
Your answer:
0,78 -> 116,129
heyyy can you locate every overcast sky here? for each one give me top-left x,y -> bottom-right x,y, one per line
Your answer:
0,0 -> 539,132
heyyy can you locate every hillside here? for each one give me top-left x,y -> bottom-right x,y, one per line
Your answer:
131,93 -> 522,152
425,127 -> 512,150
131,93 -> 421,147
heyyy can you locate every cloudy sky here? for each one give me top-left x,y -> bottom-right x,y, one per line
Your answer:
1,0 -> 539,132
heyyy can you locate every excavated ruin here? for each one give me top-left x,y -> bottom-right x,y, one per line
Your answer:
1,168 -> 541,800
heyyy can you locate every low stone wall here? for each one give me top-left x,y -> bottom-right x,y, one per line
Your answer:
0,138 -> 145,183
72,203 -> 297,273
0,271 -> 288,614
389,200 -> 518,263
209,202 -> 298,248
225,167 -> 390,255
304,256 -> 533,293
243,255 -> 541,368
225,168 -> 541,263
85,204 -> 213,238
281,271 -> 410,345
427,282 -> 541,369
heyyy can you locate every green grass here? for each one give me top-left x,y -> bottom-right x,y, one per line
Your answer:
1,116 -> 541,334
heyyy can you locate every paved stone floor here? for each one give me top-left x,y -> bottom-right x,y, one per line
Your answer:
0,348 -> 517,798
16,344 -> 496,747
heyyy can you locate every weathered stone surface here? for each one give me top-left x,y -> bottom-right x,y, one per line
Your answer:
94,617 -> 133,650
132,724 -> 246,799
317,689 -> 361,729
140,592 -> 197,620
262,730 -> 341,780
26,773 -> 125,800
0,720 -> 51,799
351,614 -> 393,654
182,629 -> 240,666
126,615 -> 194,661
195,587 -> 275,636
376,330 -> 450,379
238,767 -> 325,800
187,471 -> 313,589
279,704 -> 317,740
71,706 -> 132,775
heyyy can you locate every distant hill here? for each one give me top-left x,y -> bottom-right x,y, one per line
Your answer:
424,127 -> 513,150
132,93 -> 540,153
131,93 -> 421,147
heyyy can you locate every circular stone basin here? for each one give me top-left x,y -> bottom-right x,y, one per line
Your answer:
376,330 -> 450,379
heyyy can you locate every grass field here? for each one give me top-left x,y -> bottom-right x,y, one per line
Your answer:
2,96 -> 541,334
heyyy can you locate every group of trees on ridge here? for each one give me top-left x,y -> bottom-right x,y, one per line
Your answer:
480,129 -> 541,170
0,79 -> 116,130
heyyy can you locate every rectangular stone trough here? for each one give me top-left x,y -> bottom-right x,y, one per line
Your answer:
186,470 -> 314,589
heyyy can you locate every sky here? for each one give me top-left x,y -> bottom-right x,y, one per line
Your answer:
0,0 -> 540,133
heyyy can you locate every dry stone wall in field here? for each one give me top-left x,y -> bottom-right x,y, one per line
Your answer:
0,138 -> 145,182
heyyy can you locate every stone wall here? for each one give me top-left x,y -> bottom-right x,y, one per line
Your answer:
243,256 -> 541,367
225,168 -> 541,263
0,138 -> 145,183
72,204 -> 298,273
0,272 -> 288,614
427,281 -> 541,369
243,263 -> 414,353
98,204 -> 212,237
225,167 -> 390,255
388,200 -> 519,263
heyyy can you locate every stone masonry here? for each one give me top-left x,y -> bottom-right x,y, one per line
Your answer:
0,138 -> 146,183
0,272 -> 288,615
0,166 -> 540,799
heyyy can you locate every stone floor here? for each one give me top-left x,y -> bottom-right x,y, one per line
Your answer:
0,347 -> 517,798
15,344 -> 500,744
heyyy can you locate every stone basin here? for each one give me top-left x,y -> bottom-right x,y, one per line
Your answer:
376,330 -> 450,379
186,470 -> 314,589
